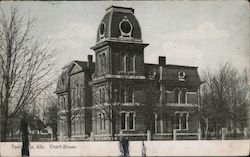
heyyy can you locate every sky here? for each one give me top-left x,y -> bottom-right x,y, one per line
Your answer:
1,0 -> 249,79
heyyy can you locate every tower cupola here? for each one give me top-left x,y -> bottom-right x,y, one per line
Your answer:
96,6 -> 142,44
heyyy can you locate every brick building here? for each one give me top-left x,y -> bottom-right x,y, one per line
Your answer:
55,6 -> 202,141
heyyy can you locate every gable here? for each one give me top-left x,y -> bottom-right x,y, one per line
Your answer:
70,64 -> 82,74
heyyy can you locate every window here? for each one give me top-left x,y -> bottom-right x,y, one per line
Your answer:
76,83 -> 79,96
122,54 -> 134,73
126,87 -> 134,103
76,83 -> 81,107
121,112 -> 126,130
181,89 -> 187,104
126,55 -> 133,72
99,89 -> 102,103
154,113 -> 160,133
61,97 -> 66,110
102,88 -> 105,103
99,113 -> 102,130
123,54 -> 127,72
181,112 -> 188,130
174,88 -> 180,103
175,112 -> 181,130
120,112 -> 136,131
102,53 -> 106,73
128,112 -> 135,130
61,78 -> 65,86
178,71 -> 186,81
103,113 -> 106,130
175,112 -> 189,130
99,54 -> 102,73
133,55 -> 136,73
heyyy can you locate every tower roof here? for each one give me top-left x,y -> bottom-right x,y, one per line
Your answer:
96,6 -> 142,43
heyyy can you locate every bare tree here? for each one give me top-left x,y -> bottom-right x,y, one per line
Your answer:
45,95 -> 59,141
201,63 -> 248,138
140,78 -> 159,135
93,73 -> 130,141
0,7 -> 55,141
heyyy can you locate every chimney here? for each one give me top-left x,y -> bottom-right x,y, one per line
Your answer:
159,56 -> 166,66
87,55 -> 93,67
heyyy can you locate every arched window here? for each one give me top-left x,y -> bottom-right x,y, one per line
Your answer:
102,87 -> 105,103
126,87 -> 134,103
133,55 -> 136,73
181,89 -> 187,104
76,83 -> 81,107
99,113 -> 102,130
99,88 -> 102,103
154,113 -> 160,133
181,112 -> 188,130
127,55 -> 133,72
99,54 -> 102,73
174,88 -> 180,103
102,53 -> 106,73
61,97 -> 64,110
102,113 -> 106,130
121,112 -> 126,130
128,112 -> 135,130
175,112 -> 181,130
123,54 -> 127,72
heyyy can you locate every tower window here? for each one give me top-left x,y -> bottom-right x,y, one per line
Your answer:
133,55 -> 136,73
99,22 -> 106,38
122,54 -> 134,73
126,55 -> 133,72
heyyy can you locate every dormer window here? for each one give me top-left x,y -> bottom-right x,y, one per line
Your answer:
178,71 -> 186,81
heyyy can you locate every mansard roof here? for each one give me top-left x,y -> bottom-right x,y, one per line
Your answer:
96,6 -> 142,44
145,63 -> 201,87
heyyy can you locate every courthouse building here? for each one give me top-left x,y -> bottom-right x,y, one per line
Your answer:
55,6 -> 202,141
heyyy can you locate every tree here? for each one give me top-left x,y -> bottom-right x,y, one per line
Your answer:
140,78 -> 159,135
93,73 -> 128,141
201,63 -> 248,138
46,95 -> 59,141
0,7 -> 55,141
